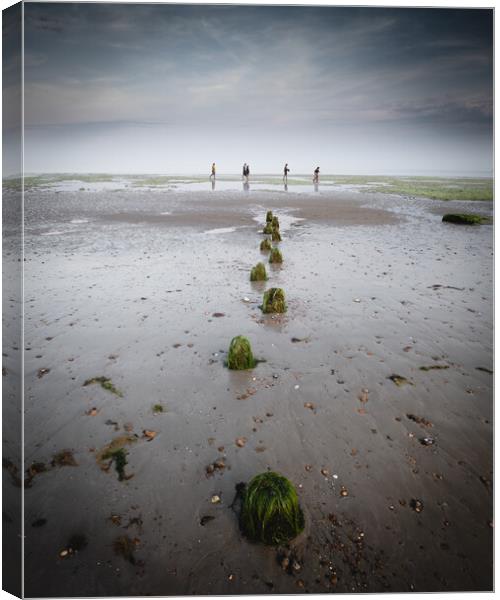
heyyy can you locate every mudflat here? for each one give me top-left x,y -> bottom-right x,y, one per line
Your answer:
5,177 -> 492,595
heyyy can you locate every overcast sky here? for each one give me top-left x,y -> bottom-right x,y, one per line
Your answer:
19,3 -> 493,175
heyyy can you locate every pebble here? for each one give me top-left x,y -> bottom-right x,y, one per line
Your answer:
211,495 -> 221,504
294,385 -> 300,390
340,486 -> 349,497
235,437 -> 247,448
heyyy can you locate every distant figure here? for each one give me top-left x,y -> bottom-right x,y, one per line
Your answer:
283,163 -> 290,183
210,162 -> 216,181
313,166 -> 320,184
244,163 -> 250,184
242,163 -> 247,181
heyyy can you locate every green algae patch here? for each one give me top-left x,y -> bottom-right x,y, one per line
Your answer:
152,403 -> 164,414
442,213 -> 488,225
419,365 -> 449,371
227,336 -> 257,370
260,238 -> 272,252
250,262 -> 268,282
271,216 -> 280,230
240,472 -> 305,545
266,211 -> 273,223
97,435 -> 137,481
261,288 -> 287,314
263,223 -> 274,235
269,247 -> 283,264
83,376 -> 123,397
271,229 -> 282,242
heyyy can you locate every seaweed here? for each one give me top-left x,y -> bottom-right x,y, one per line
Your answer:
442,213 -> 488,225
152,403 -> 164,413
83,376 -> 123,397
419,365 -> 449,371
269,248 -> 283,264
388,374 -> 413,387
271,216 -> 280,230
261,288 -> 287,314
260,238 -> 272,252
250,262 -> 268,282
240,472 -> 305,545
96,435 -> 137,480
266,211 -> 273,223
271,229 -> 282,242
263,223 -> 274,235
51,450 -> 78,467
113,535 -> 137,564
227,336 -> 257,370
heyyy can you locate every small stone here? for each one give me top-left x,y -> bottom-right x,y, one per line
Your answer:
304,402 -> 315,410
211,495 -> 221,504
281,557 -> 290,570
272,373 -> 279,379
235,437 -> 247,448
410,498 -> 424,513
340,486 -> 348,497
59,549 -> 69,558
320,468 -> 329,477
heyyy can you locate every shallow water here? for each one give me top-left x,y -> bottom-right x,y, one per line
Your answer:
4,184 -> 492,595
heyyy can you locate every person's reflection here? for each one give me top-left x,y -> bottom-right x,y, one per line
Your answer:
284,183 -> 288,192
211,178 -> 216,191
314,182 -> 319,192
243,181 -> 250,192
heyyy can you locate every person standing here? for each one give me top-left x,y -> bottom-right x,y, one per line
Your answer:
283,163 -> 290,183
242,163 -> 247,181
210,162 -> 216,181
313,166 -> 320,184
244,163 -> 250,183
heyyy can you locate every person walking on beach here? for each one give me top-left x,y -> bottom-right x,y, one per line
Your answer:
244,163 -> 250,183
283,163 -> 290,183
242,163 -> 247,181
210,162 -> 216,181
313,166 -> 320,184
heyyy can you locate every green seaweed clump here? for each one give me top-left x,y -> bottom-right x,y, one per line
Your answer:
260,238 -> 272,252
250,262 -> 268,282
271,229 -> 282,242
271,216 -> 280,230
269,247 -> 283,264
227,336 -> 257,370
261,288 -> 287,313
83,376 -> 123,397
240,471 -> 305,545
102,448 -> 129,481
266,211 -> 273,223
442,213 -> 487,225
263,223 -> 274,235
152,403 -> 164,413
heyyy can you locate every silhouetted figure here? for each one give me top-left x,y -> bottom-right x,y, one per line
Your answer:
210,162 -> 216,181
244,163 -> 250,184
283,163 -> 290,183
313,166 -> 320,184
242,163 -> 247,181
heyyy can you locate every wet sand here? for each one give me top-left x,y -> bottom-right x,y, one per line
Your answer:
7,181 -> 492,595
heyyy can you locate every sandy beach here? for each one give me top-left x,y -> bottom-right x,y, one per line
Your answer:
4,176 -> 492,595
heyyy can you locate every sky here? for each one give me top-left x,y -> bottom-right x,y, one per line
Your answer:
12,3 -> 494,175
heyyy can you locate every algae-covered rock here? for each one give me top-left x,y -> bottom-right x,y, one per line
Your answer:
227,336 -> 257,370
250,262 -> 268,282
271,216 -> 280,230
263,223 -> 274,234
262,288 -> 287,313
266,211 -> 273,223
269,247 -> 283,263
271,229 -> 282,242
260,238 -> 272,252
442,213 -> 487,225
240,471 -> 305,545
